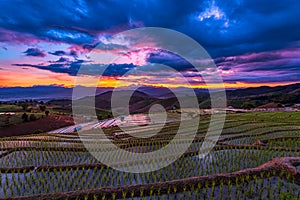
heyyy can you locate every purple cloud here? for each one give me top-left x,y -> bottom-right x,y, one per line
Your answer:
55,57 -> 69,62
216,47 -> 300,83
23,48 -> 46,57
48,50 -> 78,57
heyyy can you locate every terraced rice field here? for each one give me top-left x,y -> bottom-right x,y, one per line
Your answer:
0,111 -> 299,199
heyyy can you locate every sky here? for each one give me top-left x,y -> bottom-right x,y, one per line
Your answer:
0,0 -> 300,88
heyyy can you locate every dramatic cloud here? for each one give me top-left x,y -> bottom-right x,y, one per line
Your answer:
13,60 -> 137,77
23,48 -> 46,57
55,57 -> 69,63
146,49 -> 194,71
0,0 -> 299,56
1,0 -> 300,87
48,50 -> 78,57
13,61 -> 84,76
216,47 -> 300,83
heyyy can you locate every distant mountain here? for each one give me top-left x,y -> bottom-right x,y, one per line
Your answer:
1,83 -> 299,110
136,86 -> 175,98
80,90 -> 178,113
0,86 -> 72,102
0,85 -> 208,102
137,86 -> 208,98
227,83 -> 300,98
0,86 -> 113,102
227,83 -> 300,108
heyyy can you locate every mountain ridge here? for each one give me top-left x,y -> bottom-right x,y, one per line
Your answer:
1,83 -> 299,109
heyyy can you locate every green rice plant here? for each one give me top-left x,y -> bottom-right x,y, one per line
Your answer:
140,188 -> 144,198
0,111 -> 299,199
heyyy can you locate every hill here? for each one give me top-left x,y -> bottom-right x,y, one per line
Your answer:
2,83 -> 299,111
227,83 -> 300,108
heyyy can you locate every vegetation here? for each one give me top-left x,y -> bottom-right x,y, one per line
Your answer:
0,111 -> 299,199
0,101 -> 71,127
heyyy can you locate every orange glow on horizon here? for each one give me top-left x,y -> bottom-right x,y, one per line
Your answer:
0,69 -> 298,89
0,69 -> 74,88
222,81 -> 299,89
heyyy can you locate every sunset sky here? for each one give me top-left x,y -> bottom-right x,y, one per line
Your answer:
0,0 -> 300,88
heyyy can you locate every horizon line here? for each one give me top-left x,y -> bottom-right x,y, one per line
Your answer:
0,82 -> 299,90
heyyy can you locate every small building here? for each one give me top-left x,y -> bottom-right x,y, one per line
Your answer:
74,125 -> 82,132
120,114 -> 125,122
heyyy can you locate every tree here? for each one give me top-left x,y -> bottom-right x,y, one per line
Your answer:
45,110 -> 50,116
277,103 -> 283,108
4,115 -> 11,126
21,103 -> 29,111
29,114 -> 37,121
22,113 -> 28,122
242,103 -> 255,110
39,105 -> 46,111
33,129 -> 44,134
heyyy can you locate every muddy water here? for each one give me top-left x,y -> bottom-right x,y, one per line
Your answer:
49,113 -> 179,134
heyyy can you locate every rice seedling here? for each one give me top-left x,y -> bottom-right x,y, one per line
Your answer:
0,112 -> 299,199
